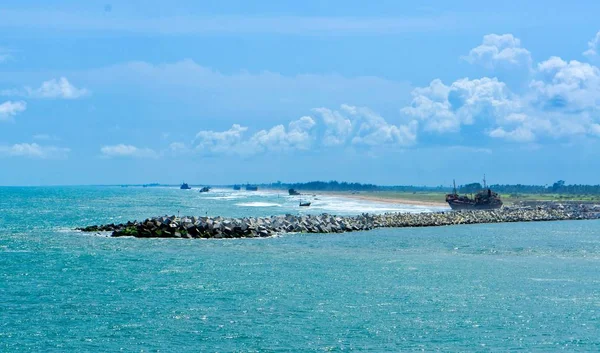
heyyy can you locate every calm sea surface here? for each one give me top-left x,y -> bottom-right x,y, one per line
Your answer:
1,186 -> 599,351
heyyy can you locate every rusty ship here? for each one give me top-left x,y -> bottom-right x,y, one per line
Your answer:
445,177 -> 503,210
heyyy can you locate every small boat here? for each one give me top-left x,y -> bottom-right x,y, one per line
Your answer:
180,182 -> 191,190
199,186 -> 211,193
299,201 -> 311,207
288,188 -> 301,196
245,184 -> 258,191
233,185 -> 241,190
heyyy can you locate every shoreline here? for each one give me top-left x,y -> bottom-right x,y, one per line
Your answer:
262,188 -> 449,208
319,191 -> 449,208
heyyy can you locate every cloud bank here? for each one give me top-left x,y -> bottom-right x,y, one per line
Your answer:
0,143 -> 70,159
402,32 -> 600,143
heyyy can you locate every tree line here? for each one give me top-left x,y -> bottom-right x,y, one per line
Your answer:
262,180 -> 600,195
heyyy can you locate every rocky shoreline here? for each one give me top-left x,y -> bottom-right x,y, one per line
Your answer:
77,204 -> 600,239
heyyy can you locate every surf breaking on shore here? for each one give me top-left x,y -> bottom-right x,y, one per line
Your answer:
77,203 -> 600,239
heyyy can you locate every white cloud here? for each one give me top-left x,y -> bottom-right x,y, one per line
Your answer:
402,77 -> 519,133
584,31 -> 600,57
194,124 -> 248,155
190,105 -> 414,156
0,143 -> 70,159
249,116 -> 316,153
2,77 -> 89,99
100,144 -> 157,158
0,101 -> 27,122
28,77 -> 89,99
312,107 -> 353,146
463,33 -> 532,69
403,50 -> 600,143
193,116 -> 316,155
530,57 -> 600,112
341,105 -> 417,146
488,126 -> 535,142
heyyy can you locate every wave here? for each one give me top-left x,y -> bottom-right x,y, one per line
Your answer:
236,202 -> 282,207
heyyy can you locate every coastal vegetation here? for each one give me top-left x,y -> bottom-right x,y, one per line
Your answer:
261,180 -> 600,203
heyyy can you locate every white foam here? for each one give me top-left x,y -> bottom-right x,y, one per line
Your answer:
236,202 -> 282,207
293,195 -> 445,215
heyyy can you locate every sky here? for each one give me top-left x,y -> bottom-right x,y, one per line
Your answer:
1,0 -> 600,186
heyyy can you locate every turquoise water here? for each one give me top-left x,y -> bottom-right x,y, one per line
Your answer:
1,187 -> 600,351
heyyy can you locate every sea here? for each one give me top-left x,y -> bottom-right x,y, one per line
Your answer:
1,186 -> 600,352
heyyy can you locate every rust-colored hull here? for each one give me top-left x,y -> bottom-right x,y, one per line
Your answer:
447,201 -> 502,210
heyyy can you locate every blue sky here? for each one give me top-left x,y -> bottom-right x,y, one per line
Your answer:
1,0 -> 600,186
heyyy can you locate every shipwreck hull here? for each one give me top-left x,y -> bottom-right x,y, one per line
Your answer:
447,202 -> 502,210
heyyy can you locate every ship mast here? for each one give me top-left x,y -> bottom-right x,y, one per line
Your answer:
483,174 -> 487,189
453,179 -> 457,194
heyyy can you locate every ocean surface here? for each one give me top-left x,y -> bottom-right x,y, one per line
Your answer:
1,186 -> 600,352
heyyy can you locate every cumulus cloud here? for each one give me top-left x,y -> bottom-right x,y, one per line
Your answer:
402,77 -> 519,133
463,33 -> 532,69
530,57 -> 600,112
584,31 -> 600,57
100,144 -> 157,158
0,100 -> 27,121
2,77 -> 89,99
194,116 -> 316,155
403,46 -> 600,143
249,116 -> 316,153
488,126 -> 535,143
0,143 -> 70,159
311,107 -> 353,146
189,105 -> 415,156
341,105 -> 417,146
194,124 -> 248,155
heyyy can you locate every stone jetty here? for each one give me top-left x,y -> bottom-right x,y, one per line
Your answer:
77,204 -> 600,239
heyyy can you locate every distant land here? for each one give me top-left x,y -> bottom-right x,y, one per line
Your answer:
118,180 -> 600,204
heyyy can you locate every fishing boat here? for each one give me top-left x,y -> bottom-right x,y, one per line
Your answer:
199,186 -> 210,193
299,201 -> 311,207
180,182 -> 191,190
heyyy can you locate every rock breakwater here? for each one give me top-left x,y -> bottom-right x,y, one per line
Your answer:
77,205 -> 600,239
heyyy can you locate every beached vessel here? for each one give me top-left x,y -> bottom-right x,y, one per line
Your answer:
288,188 -> 301,196
445,177 -> 502,210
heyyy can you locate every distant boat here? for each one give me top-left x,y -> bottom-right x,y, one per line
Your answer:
180,182 -> 191,190
233,185 -> 241,190
288,188 -> 301,196
199,186 -> 211,193
299,201 -> 311,207
245,184 -> 258,191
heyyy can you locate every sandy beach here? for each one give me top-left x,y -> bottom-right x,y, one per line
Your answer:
333,193 -> 448,207
263,189 -> 449,207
